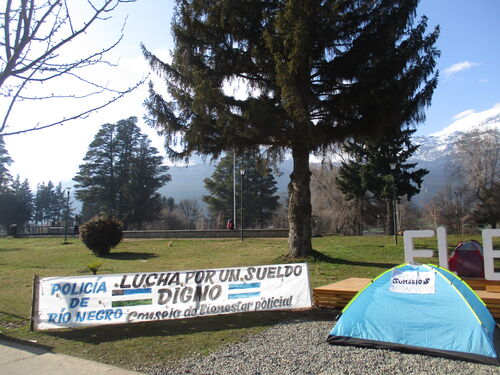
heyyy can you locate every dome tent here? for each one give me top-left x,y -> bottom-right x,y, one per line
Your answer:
327,263 -> 499,365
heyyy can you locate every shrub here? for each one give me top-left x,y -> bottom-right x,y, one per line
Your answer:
80,215 -> 123,257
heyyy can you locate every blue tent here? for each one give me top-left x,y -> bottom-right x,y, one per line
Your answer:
328,263 -> 499,365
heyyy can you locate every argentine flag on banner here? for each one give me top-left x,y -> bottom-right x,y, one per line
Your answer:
228,282 -> 261,299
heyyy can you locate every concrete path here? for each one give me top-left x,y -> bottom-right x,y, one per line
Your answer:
0,337 -> 144,375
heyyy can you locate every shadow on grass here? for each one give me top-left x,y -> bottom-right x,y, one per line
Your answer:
43,309 -> 333,345
308,249 -> 398,269
100,252 -> 159,260
0,311 -> 27,323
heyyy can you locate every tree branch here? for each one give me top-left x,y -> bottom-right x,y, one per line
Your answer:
1,0 -> 137,136
1,75 -> 147,136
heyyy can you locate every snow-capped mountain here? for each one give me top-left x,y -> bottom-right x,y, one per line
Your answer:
413,103 -> 500,162
157,104 -> 500,208
410,103 -> 500,205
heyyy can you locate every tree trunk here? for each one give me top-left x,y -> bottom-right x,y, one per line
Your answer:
287,145 -> 312,258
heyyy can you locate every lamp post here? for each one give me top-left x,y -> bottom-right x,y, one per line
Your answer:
233,151 -> 237,228
389,163 -> 397,245
240,168 -> 245,241
64,188 -> 70,244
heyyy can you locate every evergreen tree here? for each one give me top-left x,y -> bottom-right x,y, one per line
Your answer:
143,0 -> 439,257
11,176 -> 33,228
0,140 -> 33,231
33,181 -> 68,225
122,135 -> 171,228
203,151 -> 280,228
0,136 -> 12,192
161,196 -> 176,212
74,117 -> 170,229
0,136 -> 14,231
336,127 -> 428,234
34,182 -> 50,224
50,183 -> 67,224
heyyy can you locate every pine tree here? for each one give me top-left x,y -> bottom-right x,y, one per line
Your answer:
33,181 -> 67,225
0,136 -> 12,192
74,117 -> 170,229
336,127 -> 428,234
11,176 -> 33,228
122,135 -> 171,228
0,139 -> 33,231
203,151 -> 280,228
143,0 -> 439,257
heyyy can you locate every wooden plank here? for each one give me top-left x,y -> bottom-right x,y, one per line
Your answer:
313,278 -> 370,309
463,278 -> 500,291
314,278 -> 371,293
463,278 -> 487,290
476,290 -> 500,302
314,278 -> 500,318
485,284 -> 500,293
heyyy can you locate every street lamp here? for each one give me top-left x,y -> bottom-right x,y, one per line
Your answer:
240,169 -> 245,241
389,163 -> 397,245
63,188 -> 70,244
233,151 -> 237,228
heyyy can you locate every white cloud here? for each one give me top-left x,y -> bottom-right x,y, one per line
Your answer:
453,109 -> 475,120
443,61 -> 481,77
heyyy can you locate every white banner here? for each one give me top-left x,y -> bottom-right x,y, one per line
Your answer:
390,268 -> 435,294
32,263 -> 312,330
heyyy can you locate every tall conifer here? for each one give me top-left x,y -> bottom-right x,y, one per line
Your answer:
74,117 -> 170,228
143,0 -> 439,257
203,151 -> 280,228
336,127 -> 428,234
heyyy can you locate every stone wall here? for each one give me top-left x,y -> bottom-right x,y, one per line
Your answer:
123,229 -> 288,239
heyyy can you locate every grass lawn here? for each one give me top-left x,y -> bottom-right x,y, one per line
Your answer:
0,234 -> 494,369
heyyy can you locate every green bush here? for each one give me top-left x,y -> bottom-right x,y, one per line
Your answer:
80,215 -> 123,257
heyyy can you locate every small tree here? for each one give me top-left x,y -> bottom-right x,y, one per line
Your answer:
80,215 -> 123,257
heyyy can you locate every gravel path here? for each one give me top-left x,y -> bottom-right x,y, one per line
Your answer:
140,317 -> 499,375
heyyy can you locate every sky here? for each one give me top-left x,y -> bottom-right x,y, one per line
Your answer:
3,0 -> 500,188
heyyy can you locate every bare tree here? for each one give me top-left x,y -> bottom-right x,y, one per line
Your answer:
454,129 -> 500,195
423,129 -> 500,232
424,184 -> 474,234
310,164 -> 363,235
178,199 -> 200,230
397,197 -> 424,231
1,0 -> 142,136
453,129 -> 500,228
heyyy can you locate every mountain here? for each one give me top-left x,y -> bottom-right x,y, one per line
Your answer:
159,157 -> 293,209
100,103 -> 497,211
410,103 -> 500,205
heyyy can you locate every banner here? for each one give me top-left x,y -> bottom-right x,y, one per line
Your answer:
32,263 -> 311,330
390,268 -> 435,295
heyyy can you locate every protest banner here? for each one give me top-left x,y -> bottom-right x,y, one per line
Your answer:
31,263 -> 312,330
